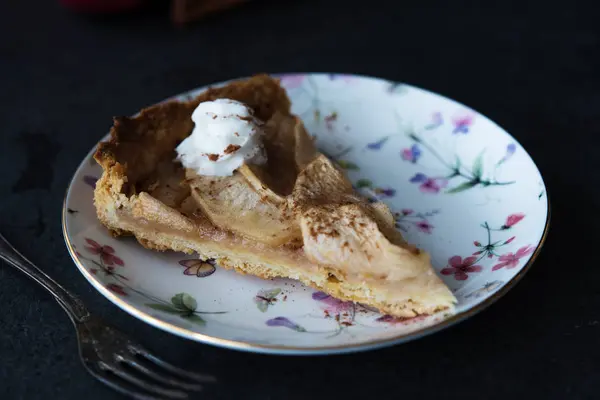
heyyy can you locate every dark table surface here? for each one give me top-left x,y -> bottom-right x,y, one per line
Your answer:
1,0 -> 598,399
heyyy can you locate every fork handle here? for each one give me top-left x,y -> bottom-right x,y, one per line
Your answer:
0,233 -> 90,323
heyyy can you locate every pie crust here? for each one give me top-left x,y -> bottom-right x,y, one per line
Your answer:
93,74 -> 456,317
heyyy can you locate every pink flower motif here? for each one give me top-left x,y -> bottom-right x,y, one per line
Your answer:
410,173 -> 448,194
401,144 -> 421,163
106,283 -> 127,296
504,236 -> 516,244
431,112 -> 443,126
452,112 -> 475,134
424,112 -> 443,130
492,245 -> 534,271
423,178 -> 448,193
280,74 -> 305,89
441,256 -> 483,281
502,213 -> 525,229
84,238 -> 124,266
414,220 -> 433,234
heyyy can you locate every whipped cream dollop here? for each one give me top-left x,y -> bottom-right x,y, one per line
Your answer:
175,99 -> 266,176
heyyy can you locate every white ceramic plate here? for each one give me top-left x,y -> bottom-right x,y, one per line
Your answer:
63,74 -> 549,355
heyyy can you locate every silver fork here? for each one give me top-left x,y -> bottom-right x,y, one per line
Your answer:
0,233 -> 216,399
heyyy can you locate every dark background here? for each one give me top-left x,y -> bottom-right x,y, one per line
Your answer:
1,0 -> 598,399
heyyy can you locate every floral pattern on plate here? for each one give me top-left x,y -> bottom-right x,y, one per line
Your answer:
63,73 -> 548,354
75,238 -> 224,325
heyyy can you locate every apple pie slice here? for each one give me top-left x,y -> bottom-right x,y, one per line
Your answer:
93,74 -> 456,317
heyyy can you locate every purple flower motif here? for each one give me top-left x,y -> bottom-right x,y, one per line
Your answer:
312,291 -> 330,301
424,112 -> 443,130
409,174 -> 448,194
266,317 -> 306,332
401,144 -> 421,163
83,175 -> 98,188
498,143 -> 517,165
312,291 -> 352,314
280,74 -> 305,89
452,112 -> 475,134
374,187 -> 396,198
366,136 -> 389,150
376,315 -> 396,323
410,173 -> 428,183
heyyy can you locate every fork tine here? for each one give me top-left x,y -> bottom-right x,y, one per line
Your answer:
87,362 -> 163,400
130,346 -> 217,383
100,361 -> 189,399
117,355 -> 204,391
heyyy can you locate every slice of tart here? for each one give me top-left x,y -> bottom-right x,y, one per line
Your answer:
93,74 -> 456,317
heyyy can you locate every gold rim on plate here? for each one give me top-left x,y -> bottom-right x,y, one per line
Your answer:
61,75 -> 551,354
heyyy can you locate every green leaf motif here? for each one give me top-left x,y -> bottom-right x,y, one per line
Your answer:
182,293 -> 197,311
263,288 -> 282,299
355,178 -> 373,188
337,160 -> 359,170
256,301 -> 268,313
149,296 -> 208,326
171,293 -> 185,310
446,181 -> 478,194
171,293 -> 197,312
454,155 -> 462,169
472,151 -> 485,179
146,303 -> 180,314
181,313 -> 206,326
254,288 -> 282,312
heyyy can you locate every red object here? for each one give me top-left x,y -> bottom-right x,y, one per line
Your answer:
503,213 -> 525,228
171,0 -> 248,25
60,0 -> 143,13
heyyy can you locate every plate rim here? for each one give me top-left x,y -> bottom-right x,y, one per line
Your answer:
62,73 -> 551,355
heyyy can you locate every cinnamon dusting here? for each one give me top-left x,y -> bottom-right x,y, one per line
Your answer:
223,144 -> 241,154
